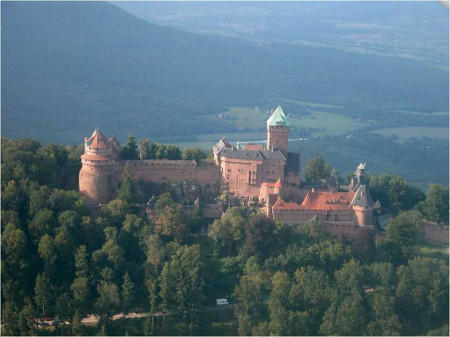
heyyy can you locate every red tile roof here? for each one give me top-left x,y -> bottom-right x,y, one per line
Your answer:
86,129 -> 107,149
273,190 -> 355,211
243,143 -> 264,151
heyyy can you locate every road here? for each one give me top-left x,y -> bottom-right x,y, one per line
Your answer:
81,304 -> 235,326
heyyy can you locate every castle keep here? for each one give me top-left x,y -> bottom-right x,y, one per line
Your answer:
79,106 -> 375,229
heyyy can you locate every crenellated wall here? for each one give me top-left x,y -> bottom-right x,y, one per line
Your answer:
80,158 -> 221,205
115,159 -> 219,184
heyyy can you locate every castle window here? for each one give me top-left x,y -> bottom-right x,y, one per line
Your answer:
227,175 -> 230,180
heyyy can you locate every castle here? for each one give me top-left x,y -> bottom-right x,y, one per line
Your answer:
79,106 -> 375,230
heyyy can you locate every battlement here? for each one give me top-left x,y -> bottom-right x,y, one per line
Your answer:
115,159 -> 197,170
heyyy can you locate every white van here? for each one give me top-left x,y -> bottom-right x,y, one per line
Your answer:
216,298 -> 229,306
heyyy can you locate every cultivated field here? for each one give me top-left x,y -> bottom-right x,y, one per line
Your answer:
371,127 -> 449,140
205,106 -> 373,136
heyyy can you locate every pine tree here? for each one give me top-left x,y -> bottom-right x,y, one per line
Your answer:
72,309 -> 82,336
121,272 -> 135,315
117,163 -> 137,204
121,134 -> 138,160
2,301 -> 19,336
75,245 -> 89,278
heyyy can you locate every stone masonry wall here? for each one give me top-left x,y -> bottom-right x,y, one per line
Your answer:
267,126 -> 289,157
220,157 -> 263,197
115,160 -> 220,186
273,208 -> 355,224
423,222 -> 449,244
220,156 -> 285,198
79,161 -> 118,205
353,206 -> 373,226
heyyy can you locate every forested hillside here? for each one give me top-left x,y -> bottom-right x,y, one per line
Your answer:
1,137 -> 448,336
2,1 -> 448,145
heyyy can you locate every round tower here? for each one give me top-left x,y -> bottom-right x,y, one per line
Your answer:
267,106 -> 290,158
350,184 -> 374,226
353,206 -> 374,226
79,129 -> 119,205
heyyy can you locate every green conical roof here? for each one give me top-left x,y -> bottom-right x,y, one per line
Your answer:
266,106 -> 291,127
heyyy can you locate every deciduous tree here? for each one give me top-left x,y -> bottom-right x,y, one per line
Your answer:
304,155 -> 332,182
182,147 -> 206,161
34,273 -> 51,316
385,210 -> 424,261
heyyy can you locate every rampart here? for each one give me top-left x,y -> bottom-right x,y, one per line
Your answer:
423,222 -> 449,244
273,208 -> 355,224
116,159 -> 220,186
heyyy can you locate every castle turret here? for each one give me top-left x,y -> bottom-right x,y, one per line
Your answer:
350,162 -> 367,192
267,106 -> 290,158
351,184 -> 374,226
79,129 -> 119,205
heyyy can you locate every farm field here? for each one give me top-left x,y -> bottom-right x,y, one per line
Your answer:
205,106 -> 373,136
392,110 -> 449,116
371,126 -> 449,140
284,98 -> 345,109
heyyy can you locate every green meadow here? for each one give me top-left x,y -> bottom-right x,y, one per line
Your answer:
204,106 -> 373,137
371,127 -> 449,140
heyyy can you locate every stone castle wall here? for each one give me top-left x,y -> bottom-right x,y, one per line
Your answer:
353,205 -> 374,226
116,159 -> 220,185
423,222 -> 449,244
81,159 -> 220,205
220,157 -> 263,197
219,156 -> 285,198
79,161 -> 118,205
273,208 -> 355,224
267,126 -> 289,157
324,223 -> 371,238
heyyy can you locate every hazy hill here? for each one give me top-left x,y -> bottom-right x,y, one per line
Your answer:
114,1 -> 449,69
2,1 -> 448,144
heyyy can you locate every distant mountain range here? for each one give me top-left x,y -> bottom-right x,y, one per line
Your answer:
114,1 -> 449,69
2,1 -> 448,144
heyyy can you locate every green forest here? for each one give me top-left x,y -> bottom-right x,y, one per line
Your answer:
1,137 -> 449,336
